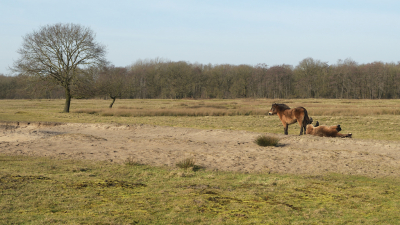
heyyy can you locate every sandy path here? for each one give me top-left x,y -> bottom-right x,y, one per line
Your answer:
1,121 -> 400,178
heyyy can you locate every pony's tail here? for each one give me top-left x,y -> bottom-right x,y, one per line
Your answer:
302,108 -> 312,127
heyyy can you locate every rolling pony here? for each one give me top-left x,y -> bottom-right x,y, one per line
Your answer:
306,121 -> 352,138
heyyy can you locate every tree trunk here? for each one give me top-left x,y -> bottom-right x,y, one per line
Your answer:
63,86 -> 71,113
109,97 -> 116,108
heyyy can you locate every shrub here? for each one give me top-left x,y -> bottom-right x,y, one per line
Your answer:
254,135 -> 280,147
176,158 -> 196,169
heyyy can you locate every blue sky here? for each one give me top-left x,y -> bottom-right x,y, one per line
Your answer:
1,0 -> 399,75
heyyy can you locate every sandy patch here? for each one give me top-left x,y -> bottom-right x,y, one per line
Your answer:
1,121 -> 399,178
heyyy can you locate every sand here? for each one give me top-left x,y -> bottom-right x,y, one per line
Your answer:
1,121 -> 400,178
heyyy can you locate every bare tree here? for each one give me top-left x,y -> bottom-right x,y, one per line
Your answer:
72,66 -> 99,99
12,23 -> 106,112
294,58 -> 328,98
97,65 -> 128,108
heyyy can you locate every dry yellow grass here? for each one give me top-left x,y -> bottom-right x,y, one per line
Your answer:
72,98 -> 400,117
1,98 -> 400,140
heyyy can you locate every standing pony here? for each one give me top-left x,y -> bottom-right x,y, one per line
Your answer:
268,103 -> 312,135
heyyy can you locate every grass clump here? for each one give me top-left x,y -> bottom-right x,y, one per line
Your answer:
254,135 -> 280,147
176,158 -> 204,171
124,156 -> 143,166
176,158 -> 196,169
176,158 -> 204,172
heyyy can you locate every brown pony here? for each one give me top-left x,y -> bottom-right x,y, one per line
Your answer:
306,121 -> 352,138
268,103 -> 313,135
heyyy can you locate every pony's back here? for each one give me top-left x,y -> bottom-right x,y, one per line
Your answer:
275,103 -> 290,110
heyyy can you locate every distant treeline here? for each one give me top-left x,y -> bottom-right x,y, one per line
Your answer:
1,57 -> 400,99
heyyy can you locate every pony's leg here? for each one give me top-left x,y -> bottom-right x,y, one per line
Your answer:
337,133 -> 352,138
299,120 -> 304,135
284,124 -> 289,135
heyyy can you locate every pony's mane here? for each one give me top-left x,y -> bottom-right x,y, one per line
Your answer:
274,103 -> 290,110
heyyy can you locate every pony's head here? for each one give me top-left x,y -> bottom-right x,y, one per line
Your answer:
268,103 -> 290,115
268,103 -> 278,115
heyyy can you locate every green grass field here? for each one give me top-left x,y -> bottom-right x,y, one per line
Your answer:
1,155 -> 400,224
1,99 -> 400,224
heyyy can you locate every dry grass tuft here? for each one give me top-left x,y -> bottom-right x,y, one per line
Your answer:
254,135 -> 280,147
176,158 -> 202,171
124,156 -> 143,166
176,158 -> 196,169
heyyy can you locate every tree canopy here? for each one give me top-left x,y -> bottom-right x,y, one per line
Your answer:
12,23 -> 107,112
5,24 -> 400,103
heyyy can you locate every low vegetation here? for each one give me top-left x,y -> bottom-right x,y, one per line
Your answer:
1,154 -> 400,224
254,135 -> 280,147
1,98 -> 400,140
1,99 -> 400,223
176,158 -> 196,169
